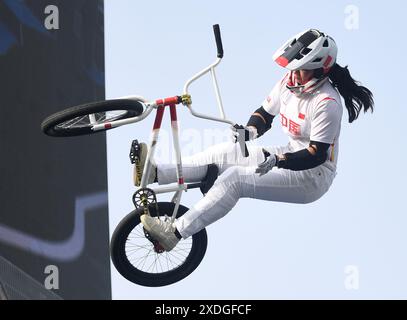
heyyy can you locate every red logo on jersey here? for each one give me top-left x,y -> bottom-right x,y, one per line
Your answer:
288,120 -> 301,135
298,113 -> 305,120
280,113 -> 301,136
280,113 -> 288,127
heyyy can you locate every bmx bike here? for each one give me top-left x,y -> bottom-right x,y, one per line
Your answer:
41,25 -> 248,287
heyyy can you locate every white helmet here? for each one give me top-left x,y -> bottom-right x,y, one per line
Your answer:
273,29 -> 337,73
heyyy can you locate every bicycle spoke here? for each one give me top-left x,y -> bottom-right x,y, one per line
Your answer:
138,248 -> 153,270
126,245 -> 151,252
134,255 -> 153,269
129,230 -> 145,239
134,227 -> 145,236
55,110 -> 129,130
172,247 -> 191,254
126,249 -> 145,258
170,250 -> 188,261
157,254 -> 164,273
164,252 -> 171,270
126,243 -> 150,248
96,113 -> 107,122
167,251 -> 186,264
59,116 -> 89,129
127,247 -> 151,256
130,250 -> 155,263
147,254 -> 159,273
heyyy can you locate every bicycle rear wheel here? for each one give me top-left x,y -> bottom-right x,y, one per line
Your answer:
110,202 -> 208,287
41,99 -> 144,137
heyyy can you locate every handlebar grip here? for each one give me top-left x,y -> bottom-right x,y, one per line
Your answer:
213,24 -> 224,58
240,141 -> 249,157
237,136 -> 249,158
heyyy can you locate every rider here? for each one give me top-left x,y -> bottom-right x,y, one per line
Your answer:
138,29 -> 374,251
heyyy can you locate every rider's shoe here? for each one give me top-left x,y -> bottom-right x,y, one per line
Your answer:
133,142 -> 156,186
140,214 -> 180,252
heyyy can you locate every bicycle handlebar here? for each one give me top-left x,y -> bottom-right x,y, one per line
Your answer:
213,24 -> 224,58
109,26 -> 249,158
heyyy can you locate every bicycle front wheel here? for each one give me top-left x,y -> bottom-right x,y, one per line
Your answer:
41,99 -> 144,137
110,202 -> 208,287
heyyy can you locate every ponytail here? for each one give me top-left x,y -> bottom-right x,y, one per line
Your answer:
327,63 -> 374,123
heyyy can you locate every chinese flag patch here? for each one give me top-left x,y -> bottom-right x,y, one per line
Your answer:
298,113 -> 305,120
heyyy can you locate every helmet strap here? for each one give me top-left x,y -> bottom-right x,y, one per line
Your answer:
286,71 -> 328,96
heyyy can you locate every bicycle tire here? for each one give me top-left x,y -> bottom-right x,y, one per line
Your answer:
110,202 -> 208,287
41,99 -> 144,137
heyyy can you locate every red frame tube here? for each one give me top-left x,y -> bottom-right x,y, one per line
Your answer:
155,96 -> 180,107
153,106 -> 165,130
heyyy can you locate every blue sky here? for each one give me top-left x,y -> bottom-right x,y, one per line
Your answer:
105,0 -> 407,299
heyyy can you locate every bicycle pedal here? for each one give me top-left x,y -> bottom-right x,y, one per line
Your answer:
129,139 -> 140,164
142,227 -> 165,253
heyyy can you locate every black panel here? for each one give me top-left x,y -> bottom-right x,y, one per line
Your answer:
0,0 -> 111,299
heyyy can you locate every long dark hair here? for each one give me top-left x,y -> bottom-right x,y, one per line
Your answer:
326,63 -> 374,123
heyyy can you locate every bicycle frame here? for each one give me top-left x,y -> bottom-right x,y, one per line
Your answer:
91,25 -> 245,222
138,56 -> 234,222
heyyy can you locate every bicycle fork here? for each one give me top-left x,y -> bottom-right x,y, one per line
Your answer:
140,98 -> 185,223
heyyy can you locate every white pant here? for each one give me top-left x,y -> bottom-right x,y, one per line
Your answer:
157,142 -> 336,238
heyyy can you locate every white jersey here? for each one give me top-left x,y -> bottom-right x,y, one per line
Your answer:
262,73 -> 343,171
